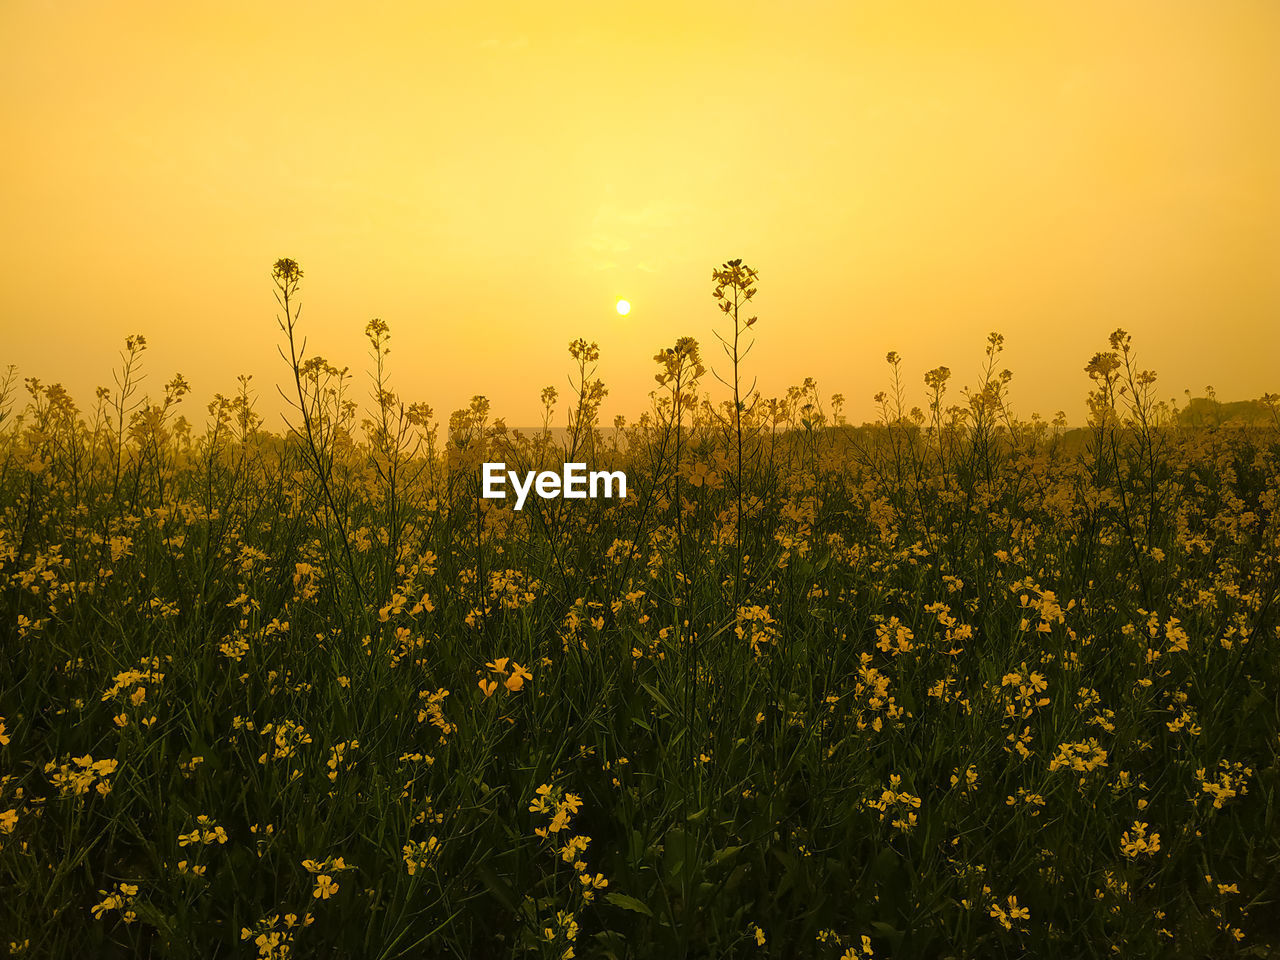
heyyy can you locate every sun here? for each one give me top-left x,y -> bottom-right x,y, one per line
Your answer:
615,298 -> 631,316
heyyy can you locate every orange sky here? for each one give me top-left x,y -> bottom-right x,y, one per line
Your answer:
3,0 -> 1277,427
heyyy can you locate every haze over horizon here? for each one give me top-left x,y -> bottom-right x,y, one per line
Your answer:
3,0 -> 1278,428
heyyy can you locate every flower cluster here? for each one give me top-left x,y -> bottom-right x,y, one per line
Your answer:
478,657 -> 532,697
865,774 -> 922,833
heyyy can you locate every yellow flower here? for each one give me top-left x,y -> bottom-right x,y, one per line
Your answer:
504,662 -> 532,692
92,759 -> 119,777
403,837 -> 441,875
840,937 -> 875,959
559,835 -> 590,863
1120,821 -> 1162,859
1006,895 -> 1030,921
313,874 -> 338,899
90,883 -> 138,921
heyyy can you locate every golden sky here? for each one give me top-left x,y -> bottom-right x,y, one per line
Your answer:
3,0 -> 1277,427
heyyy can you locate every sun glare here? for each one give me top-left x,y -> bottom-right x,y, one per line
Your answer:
615,299 -> 631,316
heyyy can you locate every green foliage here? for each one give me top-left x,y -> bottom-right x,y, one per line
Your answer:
1,266 -> 1279,958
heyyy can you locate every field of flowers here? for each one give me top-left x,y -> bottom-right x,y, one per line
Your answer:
2,259 -> 1279,958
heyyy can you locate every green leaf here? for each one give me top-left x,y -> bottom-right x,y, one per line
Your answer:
605,893 -> 654,917
593,930 -> 628,960
663,828 -> 694,882
710,844 -> 743,865
871,921 -> 903,942
641,681 -> 676,718
475,864 -> 519,915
